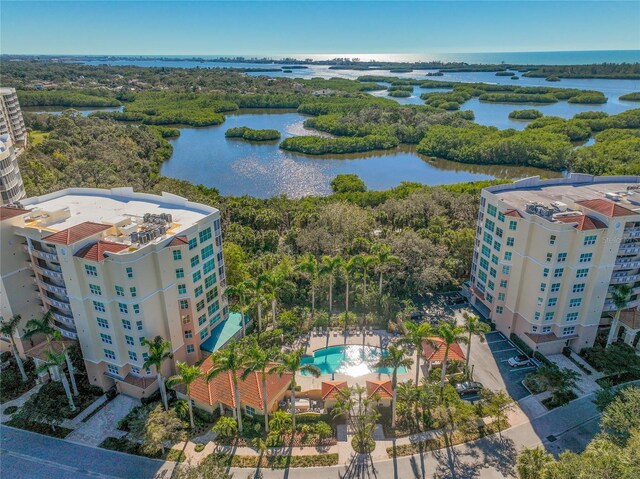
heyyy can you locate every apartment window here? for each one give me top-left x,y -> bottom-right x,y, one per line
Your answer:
173,250 -> 182,261
178,284 -> 187,295
566,313 -> 579,322
133,304 -> 140,315
199,227 -> 212,243
563,326 -> 576,336
184,330 -> 192,339
93,301 -> 106,312
130,287 -> 137,297
115,285 -> 125,297
107,364 -> 119,375
532,326 -> 538,333
190,256 -> 200,268
192,271 -> 202,283
485,219 -> 495,232
548,298 -> 558,307
198,314 -> 207,326
537,297 -> 544,306
543,326 -> 552,333
203,259 -> 215,275
481,245 -> 491,258
494,241 -> 501,252
128,351 -> 138,361
205,274 -> 217,289
100,333 -> 112,344
131,367 -> 141,375
176,268 -> 185,279
490,268 -> 497,278
85,265 -> 98,277
579,253 -> 593,263
543,268 -> 549,278
498,212 -> 505,222
136,321 -> 143,331
122,319 -> 132,330
509,220 -> 518,231
569,298 -> 582,308
540,283 -> 546,292
126,267 -> 134,279
488,280 -> 495,291
195,286 -> 203,298
188,238 -> 198,250
557,253 -> 567,263
201,244 -> 214,260
179,300 -> 189,310
496,306 -> 504,314
573,283 -> 585,293
500,280 -> 508,288
534,312 -> 540,320
549,235 -> 556,245
483,232 -> 493,245
97,317 -> 109,329
546,253 -> 553,262
584,235 -> 597,246
487,204 -> 497,217
125,335 -> 134,346
553,268 -> 564,278
498,292 -> 505,301
206,288 -> 217,303
480,258 -> 489,271
208,301 -> 220,317
496,227 -> 503,238
478,270 -> 487,282
551,283 -> 560,293
502,266 -> 510,275
209,314 -> 221,327
182,315 -> 191,325
186,345 -> 195,353
506,237 -> 515,247
194,299 -> 204,312
491,254 -> 499,266
576,268 -> 589,278
545,312 -> 554,321
143,352 -> 149,362
118,303 -> 128,314
89,284 -> 102,296
199,328 -> 209,340
139,337 -> 146,345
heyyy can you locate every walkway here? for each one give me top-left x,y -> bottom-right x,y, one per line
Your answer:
547,354 -> 602,395
0,383 -> 42,423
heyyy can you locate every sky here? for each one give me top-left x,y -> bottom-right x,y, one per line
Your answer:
2,1 -> 639,56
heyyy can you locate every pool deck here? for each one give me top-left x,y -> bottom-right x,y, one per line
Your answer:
295,329 -> 420,393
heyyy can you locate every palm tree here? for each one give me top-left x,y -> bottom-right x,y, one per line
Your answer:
403,321 -> 433,385
435,322 -> 467,397
375,344 -> 412,428
462,313 -> 490,376
263,271 -> 285,327
37,350 -> 75,411
372,244 -> 400,295
607,284 -> 632,345
319,255 -> 343,318
0,315 -> 28,382
242,342 -> 278,433
23,311 -> 55,346
245,274 -> 269,332
341,257 -> 359,330
207,341 -> 247,433
269,349 -> 320,432
357,254 -> 377,296
51,330 -> 79,396
166,361 -> 203,428
142,336 -> 172,411
516,447 -> 553,479
295,254 -> 319,322
226,282 -> 248,337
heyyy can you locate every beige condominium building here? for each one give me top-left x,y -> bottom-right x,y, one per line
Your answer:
0,133 -> 26,205
0,88 -> 27,148
0,187 -> 235,398
468,174 -> 640,355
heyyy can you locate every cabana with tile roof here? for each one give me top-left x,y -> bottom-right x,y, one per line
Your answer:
320,380 -> 348,409
422,337 -> 466,370
366,379 -> 393,407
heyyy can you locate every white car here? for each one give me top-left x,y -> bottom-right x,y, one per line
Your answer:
508,354 -> 531,367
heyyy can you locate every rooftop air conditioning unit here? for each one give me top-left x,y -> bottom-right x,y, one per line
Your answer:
606,192 -> 622,202
551,201 -> 568,212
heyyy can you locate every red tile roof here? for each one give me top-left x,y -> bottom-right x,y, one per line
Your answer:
524,332 -> 577,344
184,356 -> 292,410
619,308 -> 640,330
74,240 -> 128,262
321,381 -> 348,401
0,205 -> 30,221
504,209 -> 523,218
576,199 -> 637,217
122,373 -> 157,390
167,235 -> 189,247
422,337 -> 466,363
553,214 -> 607,231
366,380 -> 393,400
44,222 -> 110,245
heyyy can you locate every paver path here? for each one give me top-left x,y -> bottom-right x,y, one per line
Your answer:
0,383 -> 42,423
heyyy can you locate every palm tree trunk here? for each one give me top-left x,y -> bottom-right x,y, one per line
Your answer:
363,271 -> 367,296
379,271 -> 384,295
10,338 -> 28,382
439,353 -> 449,397
271,298 -> 277,325
345,278 -> 350,329
59,367 -> 76,411
391,372 -> 397,428
233,380 -> 244,433
465,333 -> 472,375
291,384 -> 297,432
241,300 -> 246,337
257,303 -> 263,332
328,276 -> 333,317
311,285 -> 315,321
262,374 -> 269,433
415,349 -> 421,385
607,310 -> 621,345
64,351 -> 79,396
158,373 -> 169,411
187,392 -> 195,428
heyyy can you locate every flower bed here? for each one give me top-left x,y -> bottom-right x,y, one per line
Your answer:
207,452 -> 339,468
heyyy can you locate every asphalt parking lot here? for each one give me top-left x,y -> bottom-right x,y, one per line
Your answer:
468,330 -> 537,401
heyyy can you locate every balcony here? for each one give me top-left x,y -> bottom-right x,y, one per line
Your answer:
614,259 -> 640,270
33,264 -> 64,280
52,311 -> 75,326
30,248 -> 58,262
603,298 -> 640,312
618,244 -> 640,254
58,329 -> 78,340
38,280 -> 67,296
610,272 -> 640,284
43,295 -> 72,311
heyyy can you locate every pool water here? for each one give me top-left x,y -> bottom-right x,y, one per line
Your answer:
301,345 -> 407,377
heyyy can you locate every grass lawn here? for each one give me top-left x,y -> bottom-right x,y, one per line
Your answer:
5,417 -> 72,439
99,437 -> 187,462
207,452 -> 339,468
28,130 -> 49,146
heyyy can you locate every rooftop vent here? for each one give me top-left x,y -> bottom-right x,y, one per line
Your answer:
605,192 -> 622,202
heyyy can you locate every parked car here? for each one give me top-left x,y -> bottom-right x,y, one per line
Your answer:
455,381 -> 484,396
507,354 -> 531,367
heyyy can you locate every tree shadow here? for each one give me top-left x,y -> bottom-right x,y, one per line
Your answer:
339,452 -> 379,479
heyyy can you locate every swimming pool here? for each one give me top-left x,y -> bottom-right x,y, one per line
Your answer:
300,345 -> 408,377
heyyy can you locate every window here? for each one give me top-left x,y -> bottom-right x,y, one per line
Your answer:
186,345 -> 195,353
209,314 -> 221,327
122,319 -> 132,330
199,227 -> 212,243
182,315 -> 191,325
553,268 -> 564,278
198,315 -> 207,326
203,259 -> 215,275
133,304 -> 140,315
500,280 -> 508,288
128,351 -> 138,361
490,267 -> 497,278
125,335 -> 134,346
179,300 -> 189,310
584,235 -> 597,246
199,328 -> 208,340
206,288 -> 217,303
97,317 -> 109,329
478,270 -> 487,282
483,232 -> 493,245
488,280 -> 495,291
548,298 -> 558,307
563,326 -> 576,336
569,298 -> 582,308
100,333 -> 112,344
502,266 -> 510,275
192,271 -> 202,283
494,241 -> 501,252
509,220 -> 518,231
496,306 -> 503,314
543,326 -> 551,333
496,227 -> 503,238
557,253 -> 567,263
573,283 -> 585,293
579,253 -> 593,263
208,301 -> 220,317
498,293 -> 505,301
543,268 -> 549,278
89,284 -> 102,295
118,303 -> 128,314
576,268 -> 589,278
176,268 -> 185,279
188,238 -> 197,250
139,337 -> 145,345
549,235 -> 556,245
126,267 -> 133,279
487,204 -> 497,217
537,297 -> 544,306
201,244 -> 214,260
491,254 -> 499,265
532,325 -> 538,332
534,312 -> 540,321
190,256 -> 200,268
130,287 -> 137,297
136,321 -> 143,331
107,364 -> 119,375
540,283 -> 546,292
104,349 -> 116,360
131,367 -> 141,375
196,300 -> 205,312
481,245 -> 490,258
503,251 -> 512,261
551,283 -> 560,293
246,405 -> 256,416
115,285 -> 125,297
93,301 -> 105,312
506,237 -> 515,247
184,330 -> 193,339
546,253 -> 553,262
173,250 -> 182,261
480,258 -> 489,270
566,312 -> 578,322
485,219 -> 495,232
178,284 -> 187,294
545,312 -> 554,321
85,265 -> 98,277
205,274 -> 217,289
498,212 -> 505,222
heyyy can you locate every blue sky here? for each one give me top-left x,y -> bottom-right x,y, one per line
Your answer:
2,1 -> 639,56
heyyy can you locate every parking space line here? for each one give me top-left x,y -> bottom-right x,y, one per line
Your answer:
510,366 -> 536,373
493,348 -> 517,353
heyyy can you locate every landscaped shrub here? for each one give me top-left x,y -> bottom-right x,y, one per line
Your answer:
3,405 -> 19,415
166,449 -> 187,462
194,443 -> 205,452
212,416 -> 238,439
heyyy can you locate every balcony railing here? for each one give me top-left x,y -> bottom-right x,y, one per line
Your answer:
43,296 -> 72,311
38,281 -> 67,296
614,259 -> 640,270
611,273 -> 640,284
52,311 -> 74,325
603,298 -> 640,312
58,329 -> 78,340
30,248 -> 58,262
33,264 -> 64,280
618,244 -> 640,254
